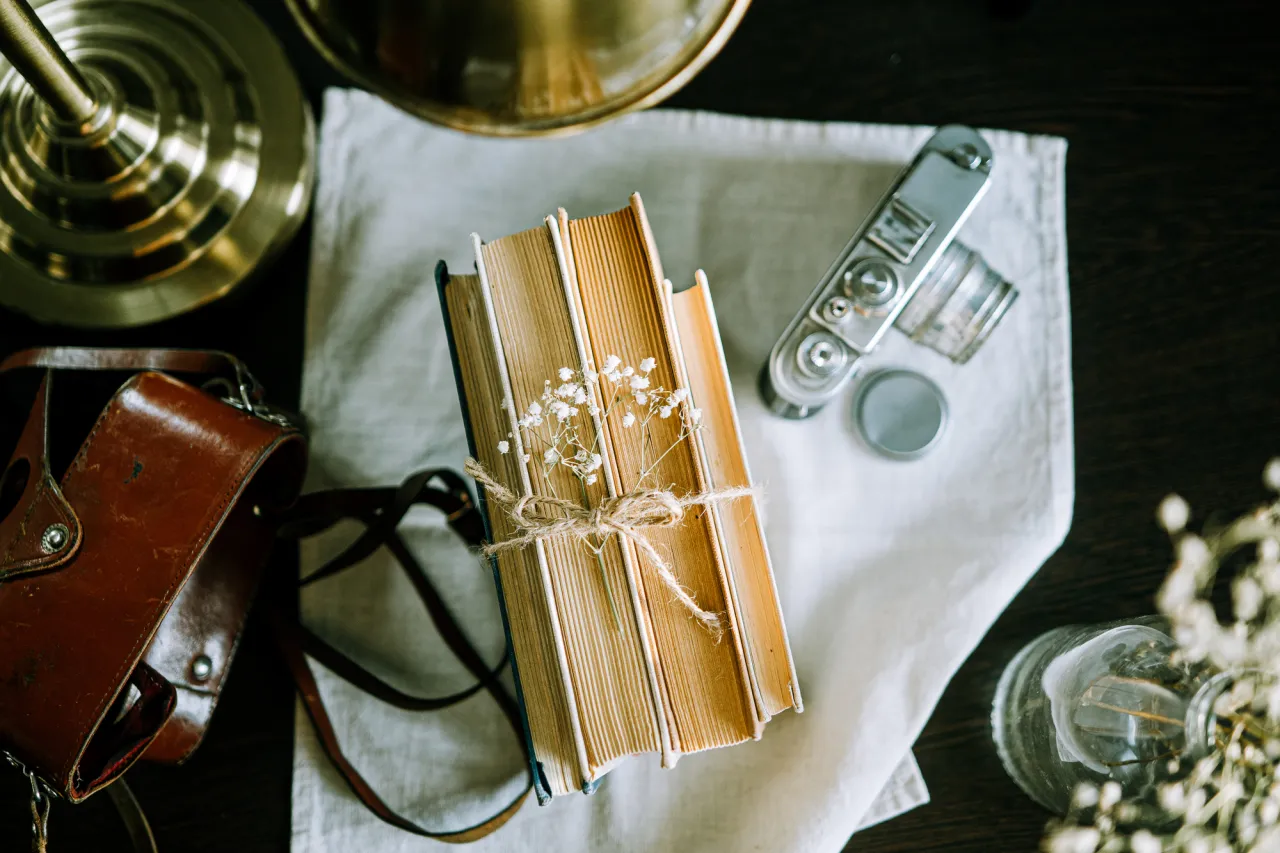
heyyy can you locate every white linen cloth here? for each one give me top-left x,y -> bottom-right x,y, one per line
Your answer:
291,89 -> 1072,853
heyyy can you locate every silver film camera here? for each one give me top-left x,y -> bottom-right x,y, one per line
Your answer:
761,126 -> 1019,419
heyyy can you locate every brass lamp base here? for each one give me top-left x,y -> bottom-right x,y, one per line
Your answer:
0,0 -> 314,328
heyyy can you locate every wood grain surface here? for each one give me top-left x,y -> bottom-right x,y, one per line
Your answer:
2,0 -> 1278,849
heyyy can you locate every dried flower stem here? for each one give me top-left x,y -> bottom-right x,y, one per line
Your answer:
578,475 -> 621,630
495,358 -> 709,633
1043,459 -> 1280,853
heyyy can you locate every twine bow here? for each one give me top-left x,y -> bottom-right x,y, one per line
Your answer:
465,458 -> 753,639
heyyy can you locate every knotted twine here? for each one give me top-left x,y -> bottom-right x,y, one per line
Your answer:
464,458 -> 753,639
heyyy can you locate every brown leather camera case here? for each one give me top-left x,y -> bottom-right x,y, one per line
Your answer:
0,354 -> 306,802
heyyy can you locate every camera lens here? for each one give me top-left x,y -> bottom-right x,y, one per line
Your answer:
893,241 -> 1018,364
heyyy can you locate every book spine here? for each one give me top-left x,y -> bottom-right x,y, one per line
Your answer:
435,260 -> 552,805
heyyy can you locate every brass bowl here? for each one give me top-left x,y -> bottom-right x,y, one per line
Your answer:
283,0 -> 752,137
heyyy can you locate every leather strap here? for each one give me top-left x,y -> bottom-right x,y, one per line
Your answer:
275,469 -> 531,842
106,780 -> 158,853
0,348 -> 264,403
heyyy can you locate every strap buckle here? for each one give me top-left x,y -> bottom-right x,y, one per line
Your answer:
4,751 -> 54,852
203,370 -> 297,429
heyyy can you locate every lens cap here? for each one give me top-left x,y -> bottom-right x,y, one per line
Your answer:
853,369 -> 948,460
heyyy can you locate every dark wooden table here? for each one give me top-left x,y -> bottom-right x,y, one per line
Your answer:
3,0 -> 1279,849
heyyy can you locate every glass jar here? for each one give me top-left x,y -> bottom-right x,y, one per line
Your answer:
992,618 -> 1224,814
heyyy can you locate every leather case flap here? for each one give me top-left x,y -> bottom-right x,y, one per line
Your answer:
0,374 -> 83,581
141,425 -> 306,763
0,371 -> 303,801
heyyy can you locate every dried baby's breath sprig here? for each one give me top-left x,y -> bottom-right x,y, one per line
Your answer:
1045,460 -> 1280,853
486,358 -> 723,633
502,358 -> 701,491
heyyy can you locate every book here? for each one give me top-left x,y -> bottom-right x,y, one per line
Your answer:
438,194 -> 801,802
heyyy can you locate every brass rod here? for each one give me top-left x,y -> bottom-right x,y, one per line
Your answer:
0,0 -> 97,123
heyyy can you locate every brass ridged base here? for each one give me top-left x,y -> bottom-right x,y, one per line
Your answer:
0,0 -> 314,328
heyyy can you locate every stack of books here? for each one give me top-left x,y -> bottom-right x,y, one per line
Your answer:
439,194 -> 801,802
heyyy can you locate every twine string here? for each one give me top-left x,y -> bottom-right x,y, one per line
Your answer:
465,458 -> 752,639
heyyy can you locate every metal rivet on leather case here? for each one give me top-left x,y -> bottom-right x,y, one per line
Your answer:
40,524 -> 69,554
190,655 -> 213,682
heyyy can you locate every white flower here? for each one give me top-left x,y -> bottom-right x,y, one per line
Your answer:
585,474 -> 598,485
635,392 -> 648,405
1218,678 -> 1255,716
1158,565 -> 1198,611
588,454 -> 602,473
558,367 -> 574,381
1159,494 -> 1190,532
527,401 -> 542,417
497,440 -> 510,454
1046,827 -> 1099,853
1070,783 -> 1099,809
1098,780 -> 1122,812
586,402 -> 600,417
555,382 -> 579,399
621,366 -> 634,377
1130,830 -> 1161,853
551,401 -> 573,422
573,388 -> 588,405
670,387 -> 689,404
604,370 -> 622,383
659,406 -> 673,419
543,449 -> 559,465
630,375 -> 650,390
621,412 -> 636,428
690,408 -> 703,424
1236,576 -> 1265,621
1266,458 -> 1280,492
1159,782 -> 1187,814
1178,535 -> 1212,576
583,369 -> 598,384
601,355 -> 621,374
1172,600 -> 1222,663
1177,535 -> 1208,573
522,454 -> 531,463
639,357 -> 656,373
1114,802 -> 1140,823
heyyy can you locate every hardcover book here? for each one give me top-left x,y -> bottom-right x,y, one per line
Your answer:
438,194 -> 801,802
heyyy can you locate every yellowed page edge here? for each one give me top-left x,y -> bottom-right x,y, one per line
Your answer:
625,198 -> 760,732
566,204 -> 758,750
559,210 -> 682,765
548,213 -> 677,769
446,274 -> 579,795
472,233 -> 593,787
678,271 -> 804,713
662,277 -> 768,731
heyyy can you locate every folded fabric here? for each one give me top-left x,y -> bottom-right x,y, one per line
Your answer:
291,89 -> 1072,853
